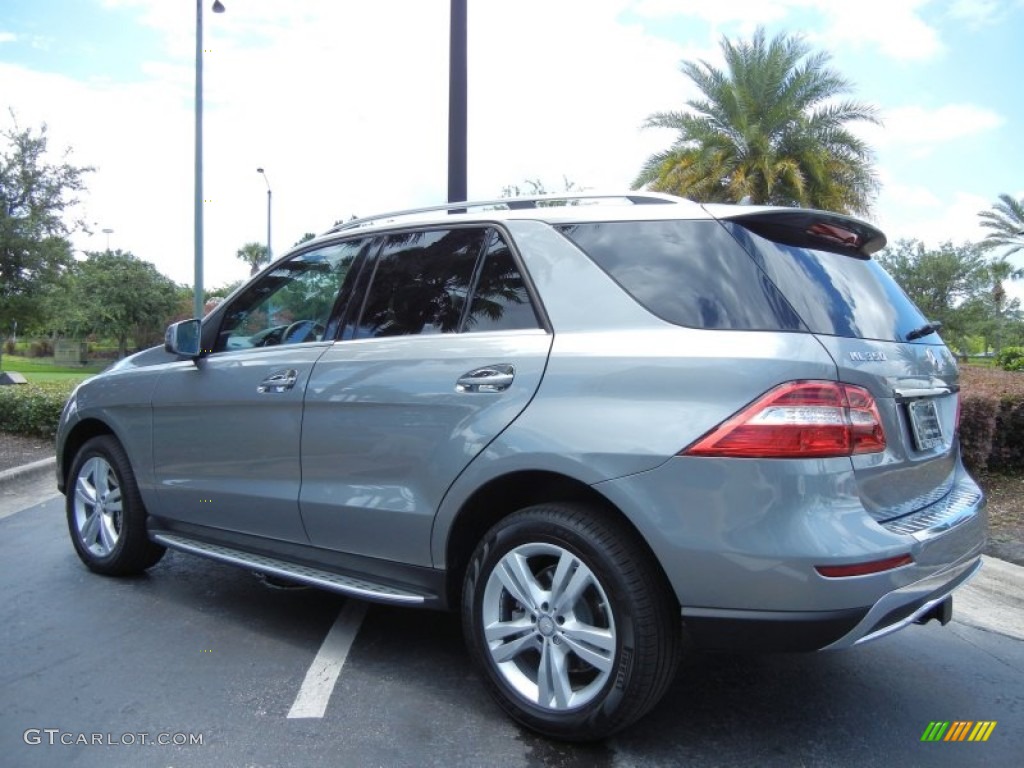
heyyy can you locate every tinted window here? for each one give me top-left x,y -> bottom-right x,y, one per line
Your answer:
353,229 -> 486,338
557,221 -> 803,331
216,240 -> 363,352
724,222 -> 929,342
464,232 -> 540,332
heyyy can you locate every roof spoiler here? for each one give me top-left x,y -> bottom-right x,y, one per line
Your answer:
724,210 -> 887,258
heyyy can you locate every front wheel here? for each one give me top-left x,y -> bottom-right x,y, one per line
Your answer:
66,435 -> 165,575
462,503 -> 681,741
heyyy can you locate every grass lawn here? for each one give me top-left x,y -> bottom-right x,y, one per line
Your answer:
1,354 -> 105,380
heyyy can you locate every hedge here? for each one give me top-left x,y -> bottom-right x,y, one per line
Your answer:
959,366 -> 1024,473
0,381 -> 77,439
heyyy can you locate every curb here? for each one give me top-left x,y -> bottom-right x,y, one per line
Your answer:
0,456 -> 57,491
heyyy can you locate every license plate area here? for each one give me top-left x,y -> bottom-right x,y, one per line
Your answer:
907,399 -> 943,451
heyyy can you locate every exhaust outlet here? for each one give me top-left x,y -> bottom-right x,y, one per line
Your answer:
914,595 -> 953,626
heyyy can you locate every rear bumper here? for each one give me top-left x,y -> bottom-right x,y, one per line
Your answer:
594,454 -> 987,651
680,555 -> 980,652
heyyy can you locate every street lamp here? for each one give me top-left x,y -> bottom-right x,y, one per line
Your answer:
194,0 -> 226,320
257,168 -> 272,261
102,228 -> 114,251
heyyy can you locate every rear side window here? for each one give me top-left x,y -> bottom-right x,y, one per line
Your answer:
463,231 -> 541,332
353,229 -> 485,338
557,221 -> 804,331
724,222 -> 929,342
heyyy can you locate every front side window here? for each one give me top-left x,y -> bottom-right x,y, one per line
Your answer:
216,240 -> 363,352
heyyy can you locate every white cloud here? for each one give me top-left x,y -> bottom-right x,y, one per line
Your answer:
4,0 -> 691,290
630,0 -> 944,60
948,0 -> 1002,25
859,103 -> 1004,157
0,32 -> 17,44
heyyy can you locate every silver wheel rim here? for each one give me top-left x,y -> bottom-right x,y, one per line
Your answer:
73,457 -> 123,557
482,542 -> 617,711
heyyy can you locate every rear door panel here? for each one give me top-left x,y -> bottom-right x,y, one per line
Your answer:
299,330 -> 551,566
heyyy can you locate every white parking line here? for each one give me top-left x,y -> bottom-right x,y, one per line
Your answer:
287,599 -> 368,719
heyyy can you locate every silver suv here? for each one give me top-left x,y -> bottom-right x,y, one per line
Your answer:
57,193 -> 986,740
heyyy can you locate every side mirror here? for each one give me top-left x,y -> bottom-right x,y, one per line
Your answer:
165,319 -> 202,358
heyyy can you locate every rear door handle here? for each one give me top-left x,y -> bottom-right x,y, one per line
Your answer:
456,364 -> 515,393
258,369 -> 298,394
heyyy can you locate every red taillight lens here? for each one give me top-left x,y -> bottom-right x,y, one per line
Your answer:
815,554 -> 913,578
682,381 -> 886,459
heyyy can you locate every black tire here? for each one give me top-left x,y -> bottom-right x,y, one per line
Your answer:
66,435 -> 165,575
462,503 -> 681,741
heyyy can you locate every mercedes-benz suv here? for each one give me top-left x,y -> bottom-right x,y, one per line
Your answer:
57,192 -> 986,740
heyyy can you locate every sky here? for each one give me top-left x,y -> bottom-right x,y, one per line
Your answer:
1,0 -> 1023,298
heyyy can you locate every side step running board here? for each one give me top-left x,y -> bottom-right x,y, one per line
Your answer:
152,533 -> 426,605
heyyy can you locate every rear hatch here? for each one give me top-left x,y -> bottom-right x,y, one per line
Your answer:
713,208 -> 967,529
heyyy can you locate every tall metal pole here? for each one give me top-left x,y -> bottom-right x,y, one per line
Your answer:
194,1 -> 225,320
258,168 -> 272,260
448,0 -> 467,207
194,0 -> 205,320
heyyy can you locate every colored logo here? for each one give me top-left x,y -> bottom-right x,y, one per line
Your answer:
921,721 -> 996,742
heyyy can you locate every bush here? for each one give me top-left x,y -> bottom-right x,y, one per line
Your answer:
0,380 -> 76,438
27,340 -> 54,358
959,365 -> 1024,473
2,340 -> 14,355
995,346 -> 1024,372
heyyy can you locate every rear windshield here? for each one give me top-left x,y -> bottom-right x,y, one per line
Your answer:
723,222 -> 930,342
556,221 -> 804,331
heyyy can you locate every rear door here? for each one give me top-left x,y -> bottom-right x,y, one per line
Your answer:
299,226 -> 552,566
720,213 -> 963,526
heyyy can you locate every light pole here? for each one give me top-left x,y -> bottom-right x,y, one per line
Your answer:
257,168 -> 272,261
194,0 -> 226,320
448,0 -> 467,208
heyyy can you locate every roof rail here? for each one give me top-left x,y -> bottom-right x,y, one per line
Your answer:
324,192 -> 682,235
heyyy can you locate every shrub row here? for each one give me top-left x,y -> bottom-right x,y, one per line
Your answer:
959,365 -> 1024,473
0,381 -> 77,439
996,346 -> 1024,372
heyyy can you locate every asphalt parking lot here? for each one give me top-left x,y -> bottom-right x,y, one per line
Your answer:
1,489 -> 1022,768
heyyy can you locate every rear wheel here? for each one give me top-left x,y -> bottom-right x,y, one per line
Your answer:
66,435 -> 165,575
462,503 -> 681,741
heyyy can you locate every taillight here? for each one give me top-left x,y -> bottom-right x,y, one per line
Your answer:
815,554 -> 913,578
682,381 -> 886,459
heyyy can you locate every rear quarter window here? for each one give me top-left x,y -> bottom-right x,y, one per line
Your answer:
556,220 -> 804,331
723,222 -> 929,342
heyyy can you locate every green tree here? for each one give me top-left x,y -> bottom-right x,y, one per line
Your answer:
236,241 -> 270,276
978,194 -> 1024,258
633,27 -> 879,215
64,250 -> 181,358
875,240 -> 990,354
983,259 -> 1023,355
294,232 -> 317,246
0,117 -> 92,333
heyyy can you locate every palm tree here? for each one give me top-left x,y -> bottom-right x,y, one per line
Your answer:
986,258 -> 1024,355
978,194 -> 1024,258
633,27 -> 880,215
236,241 -> 270,276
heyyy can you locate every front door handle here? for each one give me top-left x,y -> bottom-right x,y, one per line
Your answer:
456,364 -> 515,393
258,369 -> 298,394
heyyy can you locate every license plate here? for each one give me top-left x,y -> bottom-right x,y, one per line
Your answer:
908,399 -> 943,451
